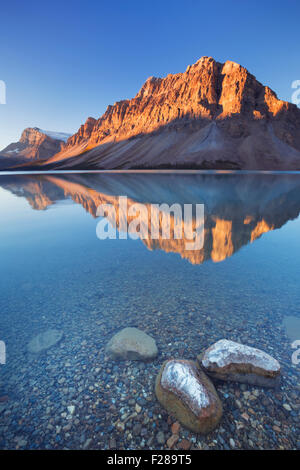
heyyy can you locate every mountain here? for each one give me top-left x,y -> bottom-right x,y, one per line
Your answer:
2,172 -> 300,264
27,56 -> 300,171
0,127 -> 71,169
2,57 -> 300,171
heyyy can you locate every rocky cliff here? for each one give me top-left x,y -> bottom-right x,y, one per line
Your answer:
41,57 -> 300,170
0,127 -> 71,168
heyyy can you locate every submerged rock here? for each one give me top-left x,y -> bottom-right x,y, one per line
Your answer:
27,329 -> 64,354
198,339 -> 280,388
106,327 -> 158,361
155,359 -> 223,433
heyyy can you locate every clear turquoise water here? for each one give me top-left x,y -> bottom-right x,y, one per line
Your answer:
0,171 -> 299,450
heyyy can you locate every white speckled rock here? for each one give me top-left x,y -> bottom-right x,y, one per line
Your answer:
155,359 -> 222,433
198,339 -> 281,388
27,329 -> 64,354
106,327 -> 158,361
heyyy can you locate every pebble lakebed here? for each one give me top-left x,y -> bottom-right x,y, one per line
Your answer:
0,280 -> 299,450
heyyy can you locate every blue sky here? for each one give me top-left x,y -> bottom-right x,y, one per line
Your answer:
0,0 -> 299,149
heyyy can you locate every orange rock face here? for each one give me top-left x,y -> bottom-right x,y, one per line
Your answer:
64,57 -> 298,145
44,56 -> 300,170
0,127 -> 69,164
66,117 -> 97,147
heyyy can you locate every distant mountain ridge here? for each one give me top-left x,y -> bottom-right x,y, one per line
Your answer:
2,57 -> 300,170
0,127 -> 71,169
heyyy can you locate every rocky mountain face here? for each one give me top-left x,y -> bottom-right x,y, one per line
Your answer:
41,56 -> 300,170
0,127 -> 70,169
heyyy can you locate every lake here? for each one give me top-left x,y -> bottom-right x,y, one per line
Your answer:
0,171 -> 299,450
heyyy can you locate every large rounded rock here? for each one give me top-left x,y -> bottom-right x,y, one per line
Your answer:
198,339 -> 281,388
106,327 -> 158,361
27,329 -> 64,354
155,359 -> 222,433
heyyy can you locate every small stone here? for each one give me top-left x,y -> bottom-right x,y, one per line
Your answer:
115,421 -> 125,432
83,438 -> 92,449
171,421 -> 180,434
147,437 -> 154,447
178,439 -> 191,450
283,404 -> 292,411
156,431 -> 165,445
229,438 -> 235,448
67,405 -> 75,415
109,438 -> 117,449
135,404 -> 142,413
132,423 -> 142,435
167,434 -> 179,449
17,438 -> 27,447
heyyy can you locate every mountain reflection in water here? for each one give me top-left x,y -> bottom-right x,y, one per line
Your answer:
1,171 -> 300,265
